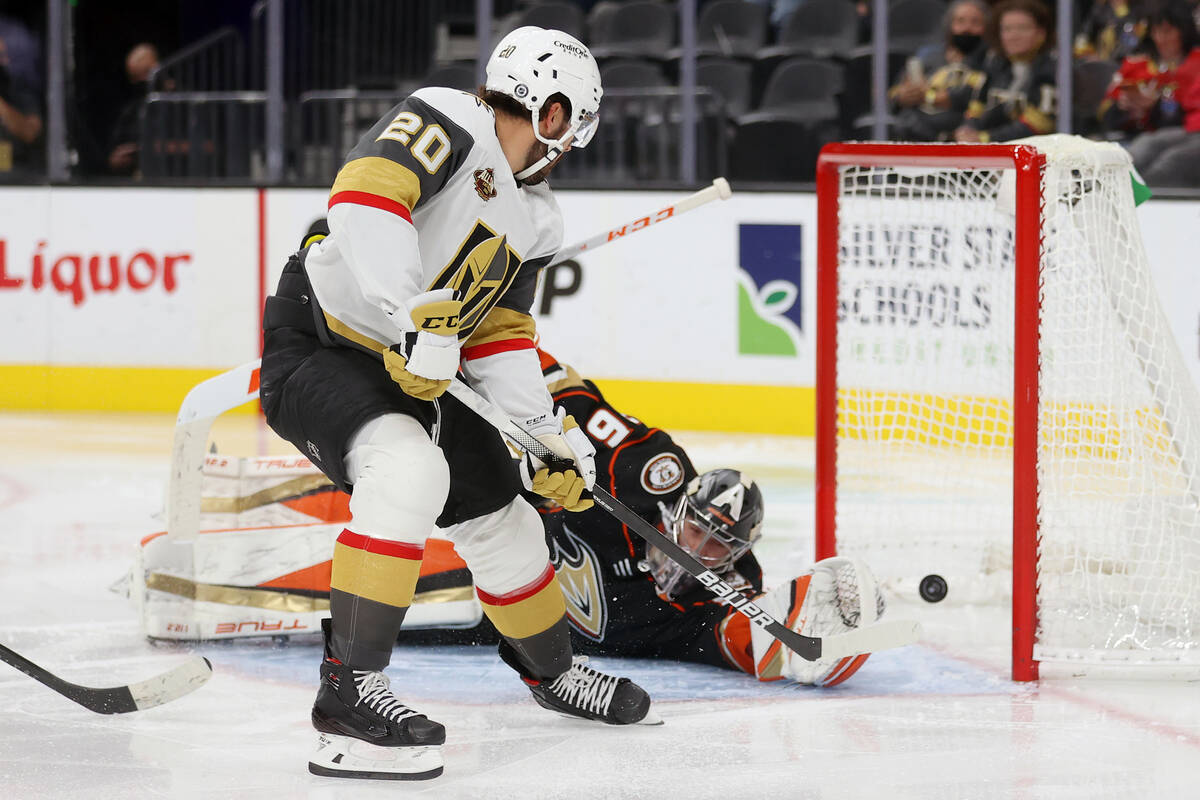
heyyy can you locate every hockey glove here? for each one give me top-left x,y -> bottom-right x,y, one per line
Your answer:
383,289 -> 463,401
519,407 -> 597,512
748,557 -> 885,686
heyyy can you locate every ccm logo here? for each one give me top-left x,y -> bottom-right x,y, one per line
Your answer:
420,314 -> 459,331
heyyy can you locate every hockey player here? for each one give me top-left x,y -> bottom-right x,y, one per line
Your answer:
399,349 -> 887,688
532,352 -> 883,686
259,27 -> 654,781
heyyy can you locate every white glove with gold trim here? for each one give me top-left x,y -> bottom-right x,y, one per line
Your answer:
519,407 -> 596,512
384,289 -> 462,401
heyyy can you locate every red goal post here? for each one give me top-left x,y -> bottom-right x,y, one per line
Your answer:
814,139 -> 1200,681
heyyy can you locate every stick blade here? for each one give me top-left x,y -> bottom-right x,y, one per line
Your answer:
127,656 -> 213,712
713,177 -> 732,199
819,620 -> 921,661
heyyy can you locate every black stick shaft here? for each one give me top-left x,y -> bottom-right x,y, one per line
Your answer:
0,642 -> 137,713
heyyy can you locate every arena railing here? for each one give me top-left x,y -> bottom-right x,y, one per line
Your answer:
138,92 -> 268,183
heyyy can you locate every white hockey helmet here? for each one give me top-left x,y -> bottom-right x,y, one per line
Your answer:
485,26 -> 603,180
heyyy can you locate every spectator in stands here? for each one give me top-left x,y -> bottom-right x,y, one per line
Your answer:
1099,1 -> 1199,138
0,12 -> 41,94
888,0 -> 990,140
107,43 -> 160,176
1118,2 -> 1200,186
954,0 -> 1057,143
0,33 -> 43,181
1075,0 -> 1148,62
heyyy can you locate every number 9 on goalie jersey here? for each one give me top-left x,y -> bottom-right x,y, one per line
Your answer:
749,557 -> 886,686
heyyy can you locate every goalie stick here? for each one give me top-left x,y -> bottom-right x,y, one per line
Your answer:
445,378 -> 920,662
546,177 -> 731,267
0,642 -> 212,714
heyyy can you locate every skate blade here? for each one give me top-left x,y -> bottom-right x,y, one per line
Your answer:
547,707 -> 665,726
308,733 -> 443,781
637,708 -> 664,726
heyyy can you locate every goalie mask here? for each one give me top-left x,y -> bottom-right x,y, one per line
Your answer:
648,469 -> 765,601
484,26 -> 602,181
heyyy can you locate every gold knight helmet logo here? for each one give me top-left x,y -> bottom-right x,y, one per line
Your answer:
473,168 -> 498,201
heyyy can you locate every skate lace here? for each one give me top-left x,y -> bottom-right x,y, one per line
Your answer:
545,657 -> 620,717
352,670 -> 419,723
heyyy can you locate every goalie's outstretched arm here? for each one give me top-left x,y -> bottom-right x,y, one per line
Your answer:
445,378 -> 920,662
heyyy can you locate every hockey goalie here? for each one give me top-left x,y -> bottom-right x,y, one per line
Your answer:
126,350 -> 890,688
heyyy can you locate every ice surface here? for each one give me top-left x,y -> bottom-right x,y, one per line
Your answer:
1,413 -> 1198,799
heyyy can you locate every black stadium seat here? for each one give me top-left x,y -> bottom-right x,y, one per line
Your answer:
758,0 -> 858,61
697,57 -> 754,118
694,0 -> 769,59
887,0 -> 945,55
589,1 -> 676,60
516,2 -> 587,42
599,58 -> 669,89
753,57 -> 844,123
730,114 -> 818,182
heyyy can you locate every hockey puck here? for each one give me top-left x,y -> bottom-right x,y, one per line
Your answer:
919,574 -> 948,603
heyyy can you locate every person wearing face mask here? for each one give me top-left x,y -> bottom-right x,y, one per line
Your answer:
888,0 -> 991,140
954,0 -> 1057,143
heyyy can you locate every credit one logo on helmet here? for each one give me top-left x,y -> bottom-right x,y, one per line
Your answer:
737,223 -> 803,357
553,40 -> 589,58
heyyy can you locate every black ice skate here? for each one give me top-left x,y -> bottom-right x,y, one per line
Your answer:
308,620 -> 445,780
499,640 -> 661,726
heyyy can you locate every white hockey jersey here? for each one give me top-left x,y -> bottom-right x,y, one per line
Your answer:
302,87 -> 564,427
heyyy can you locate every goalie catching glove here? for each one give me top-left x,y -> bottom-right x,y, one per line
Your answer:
749,556 -> 886,686
383,289 -> 463,401
519,407 -> 596,512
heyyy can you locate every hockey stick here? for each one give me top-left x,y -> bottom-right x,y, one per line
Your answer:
546,177 -> 732,267
0,642 -> 212,714
167,359 -> 263,540
445,379 -> 920,662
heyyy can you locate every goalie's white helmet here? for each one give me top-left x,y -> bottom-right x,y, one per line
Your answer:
484,26 -> 602,180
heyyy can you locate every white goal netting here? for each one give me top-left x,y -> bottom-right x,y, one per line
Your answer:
828,136 -> 1200,668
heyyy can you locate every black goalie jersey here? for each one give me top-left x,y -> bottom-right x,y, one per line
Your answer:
531,350 -> 764,671
396,350 -> 764,672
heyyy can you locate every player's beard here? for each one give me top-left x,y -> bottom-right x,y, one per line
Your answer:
518,138 -> 565,186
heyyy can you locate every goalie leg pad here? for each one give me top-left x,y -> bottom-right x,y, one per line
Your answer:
308,733 -> 444,781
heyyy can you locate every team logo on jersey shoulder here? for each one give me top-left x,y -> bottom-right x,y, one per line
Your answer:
641,453 -> 685,495
473,168 -> 498,201
549,522 -> 607,641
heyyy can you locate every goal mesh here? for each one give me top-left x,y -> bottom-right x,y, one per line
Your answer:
823,136 -> 1200,670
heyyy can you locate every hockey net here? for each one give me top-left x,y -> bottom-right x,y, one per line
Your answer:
815,136 -> 1200,679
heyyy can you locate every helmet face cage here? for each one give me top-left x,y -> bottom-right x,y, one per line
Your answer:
648,470 -> 764,601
